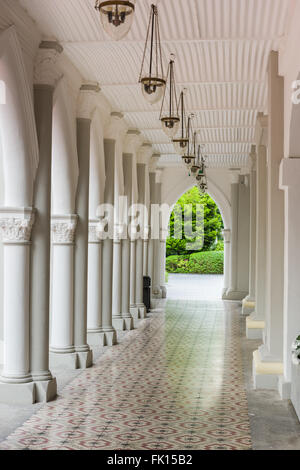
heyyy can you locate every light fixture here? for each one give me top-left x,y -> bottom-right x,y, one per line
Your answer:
95,1 -> 135,41
139,4 -> 166,104
173,89 -> 189,154
182,114 -> 195,168
160,54 -> 180,138
191,144 -> 205,175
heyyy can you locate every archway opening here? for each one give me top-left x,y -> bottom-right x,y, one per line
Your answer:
165,185 -> 225,300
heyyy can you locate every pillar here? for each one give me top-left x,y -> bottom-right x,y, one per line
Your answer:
225,172 -> 250,301
73,83 -> 99,367
148,172 -> 156,296
136,162 -> 147,318
50,215 -> 78,369
242,147 -> 257,314
30,42 -> 62,402
152,170 -> 163,300
279,158 -> 300,398
222,229 -> 231,298
246,139 -> 268,339
0,209 -> 36,404
253,51 -> 284,391
87,222 -> 103,345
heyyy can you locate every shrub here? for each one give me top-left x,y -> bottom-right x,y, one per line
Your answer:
213,240 -> 224,252
166,251 -> 224,275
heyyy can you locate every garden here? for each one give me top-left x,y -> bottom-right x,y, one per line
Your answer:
166,187 -> 224,275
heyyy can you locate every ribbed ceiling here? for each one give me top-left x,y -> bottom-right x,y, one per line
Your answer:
19,0 -> 291,168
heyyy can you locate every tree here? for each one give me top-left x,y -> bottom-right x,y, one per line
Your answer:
166,186 -> 223,256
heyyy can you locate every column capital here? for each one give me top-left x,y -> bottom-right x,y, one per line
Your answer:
229,169 -> 240,184
222,228 -> 231,243
138,143 -> 153,164
123,129 -> 143,154
155,168 -> 164,184
105,112 -> 128,140
89,220 -> 104,244
51,215 -> 78,244
0,207 -> 35,243
77,82 -> 100,120
149,154 -> 161,172
34,41 -> 63,87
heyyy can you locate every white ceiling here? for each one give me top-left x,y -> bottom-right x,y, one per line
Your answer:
19,0 -> 291,168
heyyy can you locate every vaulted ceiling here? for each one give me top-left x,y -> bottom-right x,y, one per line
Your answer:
19,0 -> 291,168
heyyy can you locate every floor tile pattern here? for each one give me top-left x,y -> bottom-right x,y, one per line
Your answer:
0,300 -> 252,450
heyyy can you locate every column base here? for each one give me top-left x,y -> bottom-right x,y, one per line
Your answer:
252,349 -> 283,390
0,381 -> 35,405
122,314 -> 134,330
224,289 -> 248,301
136,304 -> 146,319
76,350 -> 93,369
34,377 -> 57,403
49,351 -> 78,370
160,286 -> 167,299
112,316 -> 126,331
278,376 -> 291,400
246,314 -> 265,339
130,306 -> 140,327
242,299 -> 255,315
90,328 -> 117,347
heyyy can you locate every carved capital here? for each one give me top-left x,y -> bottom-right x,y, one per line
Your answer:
138,143 -> 153,164
0,208 -> 35,243
34,41 -> 63,87
77,82 -> 100,120
89,221 -> 103,243
51,215 -> 78,244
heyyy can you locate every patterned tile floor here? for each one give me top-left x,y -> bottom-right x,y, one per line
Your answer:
0,300 -> 252,450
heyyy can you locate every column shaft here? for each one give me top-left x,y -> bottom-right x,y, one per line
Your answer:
74,118 -> 93,367
87,225 -> 103,345
30,84 -> 56,401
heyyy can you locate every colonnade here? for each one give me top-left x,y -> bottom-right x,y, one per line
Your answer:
0,39 -> 164,404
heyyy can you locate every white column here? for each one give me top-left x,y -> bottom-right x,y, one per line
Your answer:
224,171 -> 239,300
74,84 -> 99,368
50,215 -> 77,369
246,140 -> 268,339
87,222 -> 103,345
148,172 -> 156,295
112,232 -> 126,330
136,161 -> 148,318
242,147 -> 257,314
222,229 -> 231,297
0,209 -> 36,404
30,42 -> 62,402
159,235 -> 167,299
253,51 -> 284,391
279,158 -> 300,398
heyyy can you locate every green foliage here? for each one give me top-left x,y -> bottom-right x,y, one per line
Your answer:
167,186 -> 223,256
166,251 -> 224,275
213,240 -> 224,252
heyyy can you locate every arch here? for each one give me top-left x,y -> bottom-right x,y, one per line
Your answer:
0,26 -> 39,207
163,171 -> 231,230
52,76 -> 79,214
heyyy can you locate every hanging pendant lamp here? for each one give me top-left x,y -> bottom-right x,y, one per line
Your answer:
173,89 -> 189,154
160,55 -> 180,138
139,4 -> 166,105
182,114 -> 196,168
95,1 -> 135,41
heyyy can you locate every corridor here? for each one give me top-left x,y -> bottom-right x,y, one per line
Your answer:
0,275 -> 300,450
0,298 -> 251,450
